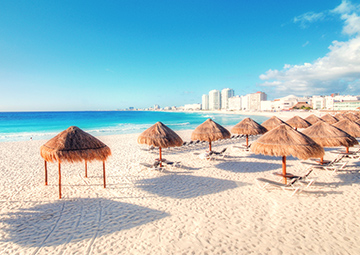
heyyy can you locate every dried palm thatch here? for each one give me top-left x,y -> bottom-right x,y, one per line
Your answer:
40,126 -> 111,163
285,115 -> 311,129
261,116 -> 286,131
40,126 -> 111,199
344,112 -> 359,121
138,122 -> 183,167
302,120 -> 358,157
333,119 -> 360,138
231,118 -> 267,135
231,118 -> 267,147
251,124 -> 324,184
251,124 -> 324,160
304,114 -> 323,125
137,122 -> 183,148
334,113 -> 348,121
302,121 -> 358,148
320,114 -> 338,124
191,119 -> 230,151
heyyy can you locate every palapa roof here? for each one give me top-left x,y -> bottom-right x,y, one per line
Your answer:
40,126 -> 111,163
304,114 -> 323,125
302,121 -> 358,148
333,119 -> 360,138
231,118 -> 267,135
137,122 -> 183,148
334,113 -> 349,121
251,124 -> 324,160
261,116 -> 286,131
344,112 -> 359,122
320,114 -> 338,124
191,118 -> 231,142
286,115 -> 311,129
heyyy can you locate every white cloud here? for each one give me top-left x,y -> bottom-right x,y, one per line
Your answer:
260,1 -> 360,97
293,12 -> 325,28
302,41 -> 310,47
259,36 -> 360,96
332,0 -> 360,35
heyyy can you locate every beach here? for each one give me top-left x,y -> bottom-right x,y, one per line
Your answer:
1,112 -> 360,254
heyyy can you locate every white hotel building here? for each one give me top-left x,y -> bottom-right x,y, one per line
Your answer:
209,89 -> 221,110
221,88 -> 235,110
202,94 -> 209,110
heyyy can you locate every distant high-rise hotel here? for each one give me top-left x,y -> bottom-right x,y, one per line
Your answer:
221,88 -> 235,110
202,94 -> 209,110
209,90 -> 221,110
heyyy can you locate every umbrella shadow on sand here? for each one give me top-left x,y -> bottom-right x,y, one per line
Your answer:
1,198 -> 169,248
136,175 -> 245,199
215,161 -> 282,173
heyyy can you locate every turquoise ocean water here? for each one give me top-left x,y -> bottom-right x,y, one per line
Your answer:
0,111 -> 269,142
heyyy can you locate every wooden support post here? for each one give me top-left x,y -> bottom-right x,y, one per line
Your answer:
103,161 -> 106,188
246,135 -> 249,147
44,160 -> 48,186
346,147 -> 349,153
209,141 -> 212,152
85,160 -> 88,178
58,161 -> 62,199
282,156 -> 287,185
320,157 -> 324,165
159,147 -> 162,167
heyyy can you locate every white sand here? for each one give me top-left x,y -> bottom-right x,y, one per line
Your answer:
1,118 -> 360,254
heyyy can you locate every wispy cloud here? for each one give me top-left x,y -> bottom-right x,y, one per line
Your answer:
293,11 -> 326,28
260,0 -> 360,97
302,41 -> 310,47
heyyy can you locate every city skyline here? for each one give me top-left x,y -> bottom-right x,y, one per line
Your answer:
1,1 -> 360,111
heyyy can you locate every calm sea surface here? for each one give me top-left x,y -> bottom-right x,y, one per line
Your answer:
0,111 -> 269,142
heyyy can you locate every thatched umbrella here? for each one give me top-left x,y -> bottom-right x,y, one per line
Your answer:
285,115 -> 311,130
231,118 -> 267,147
320,114 -> 338,124
191,119 -> 231,152
261,116 -> 286,131
334,113 -> 348,121
40,126 -> 111,199
302,121 -> 358,164
304,114 -> 323,125
344,112 -> 359,122
251,124 -> 324,184
333,119 -> 360,152
138,122 -> 183,167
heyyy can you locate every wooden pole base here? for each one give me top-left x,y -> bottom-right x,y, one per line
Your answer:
282,156 -> 287,185
103,161 -> 106,188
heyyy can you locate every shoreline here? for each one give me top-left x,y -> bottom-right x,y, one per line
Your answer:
0,110 -> 320,143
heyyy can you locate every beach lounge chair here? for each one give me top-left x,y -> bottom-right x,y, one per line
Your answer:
256,177 -> 303,197
211,148 -> 228,159
163,160 -> 182,168
321,161 -> 350,174
348,148 -> 360,159
273,169 -> 316,188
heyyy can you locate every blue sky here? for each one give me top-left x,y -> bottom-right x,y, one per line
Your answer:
1,0 -> 359,111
